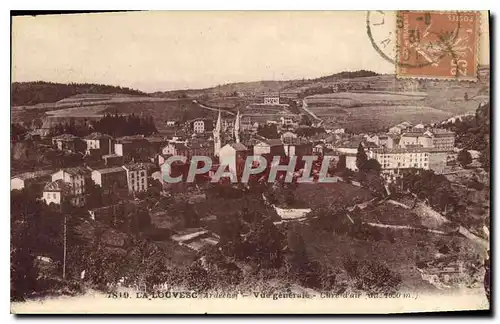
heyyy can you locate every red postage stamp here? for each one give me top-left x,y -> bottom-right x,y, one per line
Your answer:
396,11 -> 480,81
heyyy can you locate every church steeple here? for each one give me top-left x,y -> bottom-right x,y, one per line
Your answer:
234,109 -> 240,144
213,109 -> 222,156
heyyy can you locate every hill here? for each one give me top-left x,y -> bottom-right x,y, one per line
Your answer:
11,81 -> 147,106
154,70 -> 381,98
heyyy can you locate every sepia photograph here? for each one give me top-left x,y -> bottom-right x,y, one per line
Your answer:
10,10 -> 491,314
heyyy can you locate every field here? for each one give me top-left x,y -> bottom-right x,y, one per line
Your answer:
293,182 -> 373,209
300,223 -> 483,293
303,91 -> 460,131
12,67 -> 489,133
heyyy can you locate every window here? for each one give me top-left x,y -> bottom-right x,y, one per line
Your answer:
141,171 -> 146,177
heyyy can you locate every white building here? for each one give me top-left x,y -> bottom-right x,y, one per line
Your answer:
219,143 -> 248,176
264,96 -> 280,105
280,116 -> 295,126
369,147 -> 448,174
399,132 -> 433,148
11,170 -> 53,191
84,132 -> 113,155
42,180 -> 71,205
193,120 -> 205,133
50,167 -> 89,206
345,153 -> 358,171
122,163 -> 149,193
91,167 -> 127,195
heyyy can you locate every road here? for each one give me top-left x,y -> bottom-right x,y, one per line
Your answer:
192,100 -> 235,116
301,99 -> 322,125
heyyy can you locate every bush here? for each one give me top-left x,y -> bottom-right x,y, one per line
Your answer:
343,257 -> 402,294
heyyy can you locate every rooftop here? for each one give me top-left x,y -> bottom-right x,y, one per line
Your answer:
85,132 -> 113,140
12,169 -> 54,181
102,153 -> 122,159
228,142 -> 248,151
123,162 -> 156,172
257,139 -> 283,147
92,167 -> 126,175
371,147 -> 450,154
61,166 -> 90,176
53,133 -> 79,141
402,132 -> 425,138
43,179 -> 71,193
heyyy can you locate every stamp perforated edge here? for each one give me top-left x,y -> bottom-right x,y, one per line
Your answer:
395,10 -> 481,82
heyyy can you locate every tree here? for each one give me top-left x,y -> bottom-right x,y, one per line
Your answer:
457,149 -> 472,168
336,155 -> 346,172
343,257 -> 401,294
362,159 -> 381,174
85,181 -> 103,209
257,124 -> 279,139
241,219 -> 285,269
181,202 -> 199,228
287,225 -> 320,288
479,145 -> 490,171
355,143 -> 368,170
300,114 -> 312,126
217,214 -> 243,257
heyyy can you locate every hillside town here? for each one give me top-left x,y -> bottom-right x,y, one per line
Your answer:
11,85 -> 491,304
10,9 -> 492,315
12,93 -> 468,205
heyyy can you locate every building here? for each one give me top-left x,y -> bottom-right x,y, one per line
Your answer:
42,179 -> 71,205
313,143 -> 324,155
281,131 -> 298,141
400,131 -> 433,148
114,136 -> 150,162
146,137 -> 168,154
280,116 -> 295,127
282,137 -> 313,157
11,170 -> 53,191
193,120 -> 205,133
51,167 -> 90,206
122,163 -> 149,193
388,121 -> 413,134
102,154 -> 124,167
365,134 -> 398,149
399,129 -> 455,151
162,142 -> 190,157
263,96 -> 280,105
91,167 -> 128,195
253,139 -> 285,156
188,118 -> 213,134
369,147 -> 449,175
345,153 -> 358,171
427,129 -> 455,150
52,134 -> 81,152
84,132 -> 113,156
218,143 -> 248,176
188,140 -> 214,157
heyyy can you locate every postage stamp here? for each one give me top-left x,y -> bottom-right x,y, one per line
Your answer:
395,11 -> 480,81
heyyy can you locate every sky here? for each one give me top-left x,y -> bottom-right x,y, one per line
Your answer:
12,11 -> 490,93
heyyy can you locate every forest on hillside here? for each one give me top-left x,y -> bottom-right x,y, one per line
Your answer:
11,81 -> 147,106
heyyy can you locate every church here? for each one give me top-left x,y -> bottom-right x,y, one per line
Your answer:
213,109 -> 249,176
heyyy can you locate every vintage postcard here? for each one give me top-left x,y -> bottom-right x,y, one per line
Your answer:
10,11 -> 490,314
